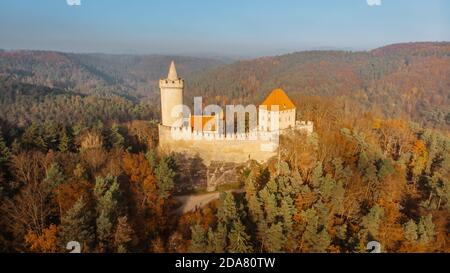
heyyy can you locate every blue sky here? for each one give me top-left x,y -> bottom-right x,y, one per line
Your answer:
0,0 -> 449,57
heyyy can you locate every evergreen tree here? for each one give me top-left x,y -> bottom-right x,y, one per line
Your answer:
44,163 -> 66,196
361,204 -> 384,240
403,219 -> 418,242
97,210 -> 113,248
58,128 -> 73,153
189,224 -> 207,253
0,131 -> 9,165
264,222 -> 285,253
207,222 -> 227,253
301,208 -> 330,253
311,162 -> 324,188
60,197 -> 95,251
314,228 -> 332,253
244,174 -> 263,224
94,175 -> 121,250
280,196 -> 295,234
417,214 -> 435,245
154,156 -> 175,199
42,122 -> 60,150
109,124 -> 125,149
227,220 -> 253,253
216,192 -> 238,224
314,200 -> 330,229
94,175 -> 121,215
145,149 -> 158,173
21,124 -> 46,150
260,188 -> 278,224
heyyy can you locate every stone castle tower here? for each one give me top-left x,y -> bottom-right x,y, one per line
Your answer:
159,61 -> 184,127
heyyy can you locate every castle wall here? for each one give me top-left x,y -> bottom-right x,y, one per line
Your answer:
158,121 -> 313,165
158,125 -> 278,164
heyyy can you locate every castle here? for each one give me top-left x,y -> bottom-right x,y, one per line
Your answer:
158,61 -> 313,165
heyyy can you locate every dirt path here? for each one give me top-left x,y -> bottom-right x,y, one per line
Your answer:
174,189 -> 243,215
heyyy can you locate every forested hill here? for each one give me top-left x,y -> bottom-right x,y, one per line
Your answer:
0,50 -> 224,99
185,42 -> 450,131
1,43 -> 449,130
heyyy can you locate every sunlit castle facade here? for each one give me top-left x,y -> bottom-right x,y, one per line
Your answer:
158,61 -> 313,164
259,88 -> 297,132
159,61 -> 184,128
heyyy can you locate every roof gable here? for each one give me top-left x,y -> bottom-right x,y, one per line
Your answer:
260,88 -> 296,111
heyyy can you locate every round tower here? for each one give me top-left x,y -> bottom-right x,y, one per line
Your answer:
159,61 -> 184,127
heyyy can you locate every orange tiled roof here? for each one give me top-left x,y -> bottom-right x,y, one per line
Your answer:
260,88 -> 296,111
190,115 -> 218,131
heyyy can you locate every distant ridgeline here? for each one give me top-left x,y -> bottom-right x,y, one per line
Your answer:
1,43 -> 449,130
184,42 -> 450,130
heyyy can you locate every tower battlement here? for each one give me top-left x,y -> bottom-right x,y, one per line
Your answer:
159,78 -> 184,89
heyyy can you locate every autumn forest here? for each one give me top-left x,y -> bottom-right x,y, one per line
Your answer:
0,42 -> 449,253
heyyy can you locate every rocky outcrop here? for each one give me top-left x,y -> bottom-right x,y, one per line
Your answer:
206,161 -> 248,191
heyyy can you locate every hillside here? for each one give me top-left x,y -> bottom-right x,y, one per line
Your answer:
1,43 -> 449,130
0,77 -> 157,130
185,42 -> 450,130
0,50 -> 224,99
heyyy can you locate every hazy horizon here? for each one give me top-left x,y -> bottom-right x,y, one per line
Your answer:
0,0 -> 449,58
3,41 -> 450,61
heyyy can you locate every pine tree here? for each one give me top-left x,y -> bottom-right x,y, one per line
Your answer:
58,128 -> 73,153
60,197 -> 95,251
109,124 -> 125,149
361,204 -> 384,240
189,224 -> 206,253
417,214 -> 435,245
259,188 -> 278,224
155,156 -> 175,199
216,192 -> 238,224
0,131 -> 9,165
227,220 -> 253,253
44,163 -> 66,191
206,222 -> 227,253
114,216 -> 134,253
145,149 -> 158,173
280,196 -> 295,234
94,175 -> 121,250
264,222 -> 285,253
314,229 -> 332,253
311,162 -> 324,188
0,131 -> 9,197
94,175 -> 121,215
301,208 -> 331,253
404,219 -> 418,242
245,175 -> 263,224
97,210 -> 113,247
265,192 -> 278,224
